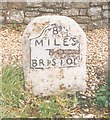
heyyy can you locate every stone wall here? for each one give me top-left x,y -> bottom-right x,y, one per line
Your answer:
0,2 -> 109,31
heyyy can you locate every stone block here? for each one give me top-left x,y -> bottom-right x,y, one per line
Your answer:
25,11 -> 40,17
6,9 -> 24,23
102,4 -> 109,10
61,8 -> 79,16
43,2 -> 62,8
26,2 -> 43,8
88,19 -> 108,30
0,2 -> 7,10
62,2 -> 73,9
7,2 -> 26,10
41,13 -> 60,16
0,2 -> 2,9
0,15 -> 5,23
90,2 -> 108,6
24,17 -> 35,24
91,15 -> 102,20
90,2 -> 98,6
73,16 -> 91,24
103,10 -> 109,18
63,2 -> 89,9
0,10 -> 6,23
38,7 -> 58,13
80,9 -> 87,16
73,2 -> 90,8
22,15 -> 87,96
25,7 -> 39,11
88,7 -> 102,16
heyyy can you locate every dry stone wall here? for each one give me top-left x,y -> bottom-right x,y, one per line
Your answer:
0,2 -> 109,31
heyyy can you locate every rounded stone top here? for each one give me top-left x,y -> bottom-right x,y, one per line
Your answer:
23,15 -> 87,40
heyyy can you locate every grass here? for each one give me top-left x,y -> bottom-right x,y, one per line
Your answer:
1,65 -> 78,118
95,72 -> 110,109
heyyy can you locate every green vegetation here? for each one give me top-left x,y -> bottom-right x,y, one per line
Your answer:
95,73 -> 110,109
2,65 -> 109,118
1,65 -> 78,118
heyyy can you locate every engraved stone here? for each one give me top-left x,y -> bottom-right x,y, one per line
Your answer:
22,15 -> 87,96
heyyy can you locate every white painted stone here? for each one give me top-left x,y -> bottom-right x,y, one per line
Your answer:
22,15 -> 87,96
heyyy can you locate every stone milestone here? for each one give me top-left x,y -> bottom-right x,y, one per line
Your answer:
22,15 -> 87,96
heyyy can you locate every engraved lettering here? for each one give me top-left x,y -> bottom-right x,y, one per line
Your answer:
54,38 -> 60,46
51,58 -> 56,66
30,23 -> 80,69
53,26 -> 58,35
63,37 -> 69,46
66,58 -> 73,65
39,59 -> 45,66
35,39 -> 43,46
32,59 -> 37,68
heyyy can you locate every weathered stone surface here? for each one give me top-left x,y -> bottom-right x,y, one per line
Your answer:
0,2 -> 2,10
0,15 -> 5,23
90,2 -> 97,6
0,2 -> 7,10
91,14 -> 102,20
102,4 -> 109,9
62,2 -> 89,9
24,17 -> 35,24
88,7 -> 101,16
25,11 -> 40,17
42,13 -> 60,16
41,13 -> 60,16
25,8 -> 39,11
6,9 -> 24,23
7,2 -> 26,10
90,2 -> 107,6
0,10 -> 6,23
79,24 -> 88,31
22,15 -> 87,96
103,10 -> 109,18
80,9 -> 87,16
62,2 -> 73,9
88,6 -> 102,20
61,8 -> 79,16
43,2 -> 62,8
73,3 -> 90,8
26,2 -> 43,8
88,19 -> 108,30
73,16 -> 91,24
39,7 -> 59,13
